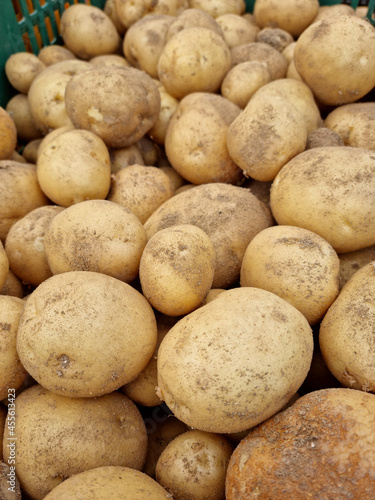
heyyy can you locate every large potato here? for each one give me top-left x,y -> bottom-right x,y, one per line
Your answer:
2,385 -> 148,500
156,287 -> 313,433
65,66 -> 161,148
16,271 -> 157,397
270,146 -> 375,253
294,15 -> 375,105
144,183 -> 273,288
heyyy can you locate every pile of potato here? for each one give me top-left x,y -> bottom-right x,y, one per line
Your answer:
1,0 -> 375,498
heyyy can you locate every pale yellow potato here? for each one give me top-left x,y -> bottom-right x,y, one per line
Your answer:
189,0 -> 246,18
137,136 -> 162,166
174,184 -> 195,195
253,0 -> 319,37
324,102 -> 375,150
158,27 -> 231,100
16,271 -> 157,398
123,15 -> 175,79
44,200 -> 147,281
10,150 -> 26,164
294,15 -> 375,106
305,126 -> 344,149
148,81 -> 179,145
201,288 -> 226,305
216,13 -> 260,48
140,224 -> 216,316
44,466 -> 172,500
0,270 -> 23,298
231,42 -> 288,81
22,139 -> 42,164
227,94 -> 307,181
0,241 -> 8,292
115,0 -> 189,29
282,40 -> 296,63
65,66 -> 161,149
144,183 -> 273,288
37,45 -> 77,66
338,245 -> 375,288
165,8 -> 225,42
221,61 -> 271,109
5,205 -> 64,287
5,94 -> 41,142
2,386 -> 149,500
61,4 -> 120,60
109,145 -> 144,173
159,165 -> 185,190
104,0 -> 126,35
270,146 -> 375,253
89,54 -> 130,67
240,225 -> 340,325
256,27 -> 294,52
320,262 -> 375,392
0,161 -> 48,242
37,128 -> 111,206
165,92 -> 243,184
0,296 -> 28,401
0,461 -> 22,500
36,124 -> 74,161
5,52 -> 45,94
108,165 -> 175,224
156,287 -> 313,433
155,430 -> 233,500
0,108 -> 17,161
286,58 -> 303,81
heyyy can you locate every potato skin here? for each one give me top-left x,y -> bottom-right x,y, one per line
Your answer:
0,108 -> 17,161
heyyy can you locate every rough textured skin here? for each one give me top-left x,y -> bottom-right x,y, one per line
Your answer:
230,42 -> 288,80
226,388 -> 375,499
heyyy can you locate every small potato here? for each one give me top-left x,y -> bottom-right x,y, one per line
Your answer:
231,42 -> 288,81
108,165 -> 175,224
2,386 -> 149,499
148,81 -> 179,145
157,287 -> 313,433
140,224 -> 216,316
0,296 -> 28,401
155,430 -> 233,500
16,271 -> 157,398
164,92 -> 243,184
221,61 -> 271,109
109,145 -> 144,173
5,206 -> 64,286
137,136 -> 161,166
165,8 -> 225,42
0,241 -> 8,292
44,200 -> 147,282
61,4 -> 120,59
159,166 -> 185,190
0,108 -> 17,161
189,0 -> 246,18
201,288 -> 226,305
305,127 -> 344,149
282,40 -> 296,63
89,53 -> 130,67
22,138 -> 42,164
0,270 -> 24,299
240,225 -> 340,325
36,129 -> 111,206
338,245 -> 375,288
286,58 -> 303,81
115,0 -> 189,29
5,52 -> 45,94
6,94 -> 42,142
104,0 -> 126,35
158,27 -> 231,99
216,13 -> 260,48
37,45 -> 76,66
256,27 -> 294,52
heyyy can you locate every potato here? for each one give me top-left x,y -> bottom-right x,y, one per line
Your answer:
123,15 -> 175,79
0,405 -> 6,458
109,145 -> 144,172
44,200 -> 146,282
312,4 -> 356,24
16,271 -> 157,398
137,136 -> 162,166
0,108 -> 17,161
165,8 -> 225,42
0,296 -> 28,401
10,150 -> 26,164
36,128 -> 111,206
5,52 -> 45,94
256,27 -> 294,52
0,241 -> 8,292
189,0 -> 246,18
44,466 -> 172,500
0,161 -> 48,242
2,385 -> 148,499
157,27 -> 231,100
164,92 -> 243,184
286,58 -> 303,81
226,388 -> 375,499
148,81 -> 179,145
270,146 -> 375,253
37,45 -> 77,66
294,15 -> 375,106
324,102 -> 375,150
5,94 -> 42,142
140,224 -> 216,316
227,93 -> 307,181
36,124 -> 74,161
108,165 -> 175,224
305,126 -> 344,149
144,183 -> 273,288
0,461 -> 22,500
319,262 -> 375,392
89,53 -> 130,67
0,270 -> 24,299
155,430 -> 233,500
282,40 -> 296,63
65,66 -> 161,148
201,288 -> 226,305
156,287 -> 313,433
115,0 -> 189,29
245,179 -> 272,207
215,13 -> 260,48
22,138 -> 42,164
159,166 -> 185,190
240,225 -> 340,325
253,0 -> 319,37
104,0 -> 126,35
61,4 -> 120,60
5,205 -> 64,286
232,43 -> 288,82
338,245 -> 375,288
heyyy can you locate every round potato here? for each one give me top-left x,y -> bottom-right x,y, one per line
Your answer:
89,53 -> 130,67
137,136 -> 161,166
165,7 -> 225,42
270,146 -> 375,253
148,81 -> 179,145
0,108 -> 17,161
157,27 -> 231,100
230,42 -> 288,81
155,430 -> 233,500
115,0 -> 189,29
16,271 -> 157,398
240,225 -> 340,325
109,145 -> 144,172
44,200 -> 146,282
159,165 -> 185,190
312,4 -> 356,24
216,13 -> 259,48
108,165 -> 175,224
338,245 -> 375,288
256,27 -> 294,52
5,94 -> 42,142
0,270 -> 24,298
5,52 -> 45,94
164,92 -> 243,184
22,138 -> 42,164
157,287 -> 313,433
189,0 -> 246,18
294,15 -> 375,105
2,385 -> 148,500
282,40 -> 296,63
226,388 -> 375,499
305,127 -> 344,149
37,45 -> 76,66
104,0 -> 126,35
319,261 -> 375,392
65,66 -> 161,148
